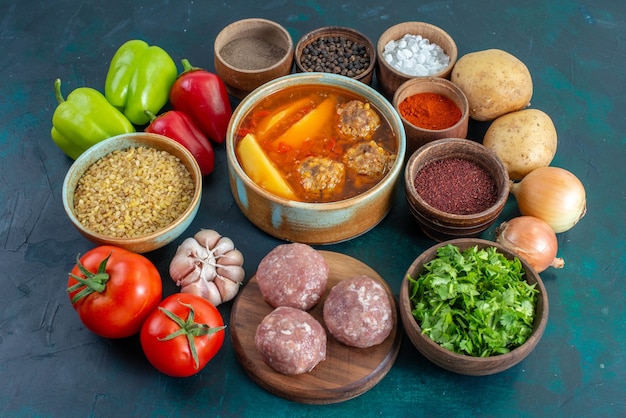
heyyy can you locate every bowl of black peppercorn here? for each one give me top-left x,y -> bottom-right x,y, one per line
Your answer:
295,26 -> 376,85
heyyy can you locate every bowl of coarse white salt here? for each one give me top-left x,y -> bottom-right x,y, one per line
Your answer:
376,21 -> 457,99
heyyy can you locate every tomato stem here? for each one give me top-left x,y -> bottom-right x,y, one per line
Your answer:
158,300 -> 226,370
67,253 -> 111,304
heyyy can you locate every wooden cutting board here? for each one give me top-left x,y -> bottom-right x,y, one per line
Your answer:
230,250 -> 401,404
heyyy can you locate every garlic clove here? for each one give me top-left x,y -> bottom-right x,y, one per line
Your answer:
176,266 -> 202,287
170,238 -> 206,283
181,280 -> 222,307
213,236 -> 235,255
215,275 -> 241,303
218,248 -> 244,266
194,229 -> 222,250
217,264 -> 245,283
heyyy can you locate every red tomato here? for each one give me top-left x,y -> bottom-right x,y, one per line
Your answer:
67,245 -> 162,339
140,293 -> 225,377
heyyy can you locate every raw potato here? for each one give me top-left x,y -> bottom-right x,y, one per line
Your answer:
451,49 -> 533,121
483,109 -> 557,180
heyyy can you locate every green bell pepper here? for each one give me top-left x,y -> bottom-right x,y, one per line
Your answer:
51,79 -> 135,160
105,39 -> 178,126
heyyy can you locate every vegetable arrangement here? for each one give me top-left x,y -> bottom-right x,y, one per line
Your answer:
56,38 -> 238,376
50,39 -> 231,175
55,27 -> 585,379
450,47 -> 587,271
66,230 -> 240,376
408,244 -> 539,357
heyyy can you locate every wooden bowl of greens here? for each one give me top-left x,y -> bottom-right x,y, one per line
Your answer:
399,238 -> 548,376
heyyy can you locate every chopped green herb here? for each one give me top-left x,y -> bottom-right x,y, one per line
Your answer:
408,244 -> 539,357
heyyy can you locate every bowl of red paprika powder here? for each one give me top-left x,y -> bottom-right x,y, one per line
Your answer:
404,138 -> 509,241
393,77 -> 469,157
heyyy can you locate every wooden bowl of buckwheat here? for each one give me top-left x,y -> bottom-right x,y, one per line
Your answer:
62,132 -> 202,253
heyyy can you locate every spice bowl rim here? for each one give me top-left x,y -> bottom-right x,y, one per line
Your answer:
404,137 -> 510,221
294,25 -> 377,84
214,17 -> 294,74
399,238 -> 549,376
62,132 -> 202,253
225,72 -> 406,244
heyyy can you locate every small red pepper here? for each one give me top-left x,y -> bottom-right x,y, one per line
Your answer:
145,110 -> 215,176
169,59 -> 232,144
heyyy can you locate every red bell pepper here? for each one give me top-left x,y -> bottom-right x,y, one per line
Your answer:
145,110 -> 215,176
169,59 -> 232,144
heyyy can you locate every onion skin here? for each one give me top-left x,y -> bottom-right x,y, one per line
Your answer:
496,216 -> 564,273
510,166 -> 586,233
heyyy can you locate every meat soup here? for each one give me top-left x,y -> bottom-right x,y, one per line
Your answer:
235,85 -> 397,203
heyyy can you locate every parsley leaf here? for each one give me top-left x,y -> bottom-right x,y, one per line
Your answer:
408,244 -> 538,357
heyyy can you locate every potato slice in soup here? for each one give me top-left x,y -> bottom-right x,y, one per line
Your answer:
237,133 -> 297,200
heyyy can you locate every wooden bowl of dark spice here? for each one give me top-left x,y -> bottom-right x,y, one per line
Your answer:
214,18 -> 294,99
295,26 -> 376,85
405,138 -> 509,241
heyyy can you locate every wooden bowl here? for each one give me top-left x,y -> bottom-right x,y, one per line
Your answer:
62,133 -> 202,253
294,26 -> 376,85
225,72 -> 406,245
399,238 -> 549,376
376,22 -> 458,99
214,18 -> 294,99
404,138 -> 509,242
393,77 -> 469,157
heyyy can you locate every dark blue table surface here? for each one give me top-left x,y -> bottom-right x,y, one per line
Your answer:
1,1 -> 624,416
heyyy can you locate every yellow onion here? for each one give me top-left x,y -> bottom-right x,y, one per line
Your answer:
510,166 -> 586,233
496,216 -> 564,273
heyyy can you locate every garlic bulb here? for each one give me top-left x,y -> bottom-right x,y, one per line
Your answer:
169,229 -> 245,306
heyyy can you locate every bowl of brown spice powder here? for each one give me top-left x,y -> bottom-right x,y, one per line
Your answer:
404,138 -> 509,242
62,132 -> 202,253
214,18 -> 294,99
